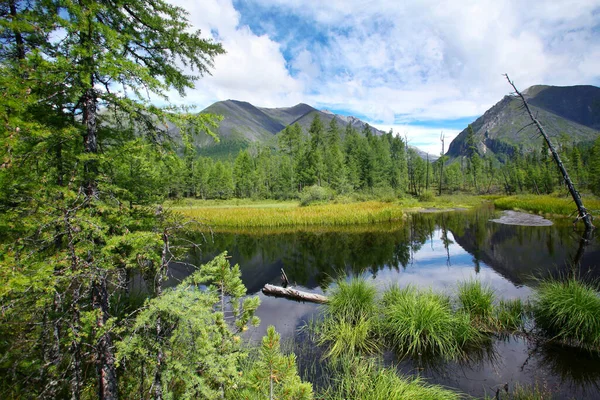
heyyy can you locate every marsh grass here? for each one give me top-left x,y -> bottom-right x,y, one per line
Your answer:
381,286 -> 483,360
318,316 -> 380,359
457,280 -> 495,327
495,298 -> 526,333
326,277 -> 378,321
176,201 -> 406,227
320,356 -> 462,400
533,278 -> 600,350
317,278 -> 380,359
494,194 -> 600,216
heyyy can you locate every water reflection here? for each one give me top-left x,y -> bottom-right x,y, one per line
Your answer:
167,205 -> 600,399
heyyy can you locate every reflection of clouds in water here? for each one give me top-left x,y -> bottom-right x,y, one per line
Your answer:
246,291 -> 320,343
371,228 -> 531,299
409,230 -> 465,261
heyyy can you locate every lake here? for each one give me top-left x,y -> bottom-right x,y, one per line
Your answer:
169,204 -> 600,399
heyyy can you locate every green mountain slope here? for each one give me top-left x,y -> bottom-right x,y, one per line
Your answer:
447,85 -> 600,160
196,100 -> 386,160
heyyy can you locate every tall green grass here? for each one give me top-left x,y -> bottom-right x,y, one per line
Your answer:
326,278 -> 378,321
176,201 -> 406,227
317,278 -> 380,359
533,278 -> 600,350
320,357 -> 463,400
494,194 -> 600,216
457,280 -> 495,326
381,286 -> 483,360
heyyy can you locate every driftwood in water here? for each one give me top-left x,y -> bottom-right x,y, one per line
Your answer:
262,284 -> 329,304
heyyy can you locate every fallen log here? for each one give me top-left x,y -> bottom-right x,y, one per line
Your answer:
261,284 -> 329,304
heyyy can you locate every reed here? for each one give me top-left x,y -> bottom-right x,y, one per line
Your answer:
495,298 -> 526,332
532,278 -> 600,349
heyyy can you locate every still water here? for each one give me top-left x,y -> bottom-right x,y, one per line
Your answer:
169,204 -> 600,399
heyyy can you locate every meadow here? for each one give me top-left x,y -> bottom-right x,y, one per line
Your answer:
168,195 -> 486,228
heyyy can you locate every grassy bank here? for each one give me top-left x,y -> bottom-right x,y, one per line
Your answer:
494,194 -> 600,217
169,195 -> 486,228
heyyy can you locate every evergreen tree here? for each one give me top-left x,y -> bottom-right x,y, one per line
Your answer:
0,1 -> 225,397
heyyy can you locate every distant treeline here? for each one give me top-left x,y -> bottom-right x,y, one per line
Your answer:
151,117 -> 600,202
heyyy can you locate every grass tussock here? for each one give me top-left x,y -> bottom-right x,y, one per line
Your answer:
457,279 -> 495,326
533,278 -> 600,350
317,317 -> 380,359
175,201 -> 406,227
327,278 -> 378,321
381,286 -> 483,360
495,298 -> 526,333
321,357 -> 463,400
317,278 -> 380,359
494,194 -> 600,216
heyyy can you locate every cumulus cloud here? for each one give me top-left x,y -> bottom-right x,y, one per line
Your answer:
164,0 -> 600,150
166,0 -> 302,108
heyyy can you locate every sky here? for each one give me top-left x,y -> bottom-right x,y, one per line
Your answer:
167,0 -> 600,154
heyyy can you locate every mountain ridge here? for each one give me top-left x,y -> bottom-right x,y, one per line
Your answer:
446,84 -> 600,160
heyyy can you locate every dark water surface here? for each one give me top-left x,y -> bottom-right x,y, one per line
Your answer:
169,204 -> 600,399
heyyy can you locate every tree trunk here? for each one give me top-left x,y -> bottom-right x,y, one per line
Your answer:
505,75 -> 594,231
8,0 -> 25,60
262,284 -> 329,304
93,276 -> 118,400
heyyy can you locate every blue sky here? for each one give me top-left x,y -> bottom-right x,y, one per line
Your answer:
168,0 -> 600,154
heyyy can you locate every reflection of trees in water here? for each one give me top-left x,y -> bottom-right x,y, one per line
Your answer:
538,342 -> 600,392
183,205 -> 600,290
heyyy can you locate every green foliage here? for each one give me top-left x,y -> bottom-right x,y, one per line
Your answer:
326,277 -> 378,322
381,285 -> 483,360
299,185 -> 334,206
533,278 -> 600,349
320,357 -> 462,400
494,194 -> 600,216
317,278 -> 380,359
495,298 -> 526,333
457,280 -> 495,326
317,316 -> 380,360
234,326 -> 313,400
116,253 -> 260,399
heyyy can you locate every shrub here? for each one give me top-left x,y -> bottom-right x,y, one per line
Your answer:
299,185 -> 334,206
418,190 -> 435,202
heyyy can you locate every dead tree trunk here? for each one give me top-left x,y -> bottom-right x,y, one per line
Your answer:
262,284 -> 329,304
505,74 -> 594,231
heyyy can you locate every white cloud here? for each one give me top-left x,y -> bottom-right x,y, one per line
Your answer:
166,0 -> 303,108
373,124 -> 462,156
163,0 -> 600,151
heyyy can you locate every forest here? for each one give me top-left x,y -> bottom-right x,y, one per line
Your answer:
1,1 -> 599,399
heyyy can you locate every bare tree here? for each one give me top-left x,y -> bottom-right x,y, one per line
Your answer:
505,74 -> 594,231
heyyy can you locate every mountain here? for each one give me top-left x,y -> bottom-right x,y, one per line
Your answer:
447,85 -> 600,160
195,100 -> 389,159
